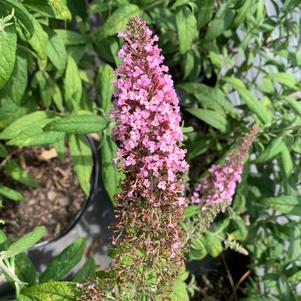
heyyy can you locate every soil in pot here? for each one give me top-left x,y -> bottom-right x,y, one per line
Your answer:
0,146 -> 85,242
190,250 -> 251,301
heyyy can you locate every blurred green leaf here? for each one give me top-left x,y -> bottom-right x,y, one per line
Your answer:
64,55 -> 82,111
259,196 -> 301,216
186,108 -> 228,133
73,257 -> 95,282
0,4 -> 17,90
45,114 -> 107,134
0,185 -> 23,202
176,6 -> 198,54
196,0 -> 215,29
237,88 -> 272,125
255,136 -> 284,163
95,4 -> 140,41
4,159 -> 38,188
97,64 -> 115,114
101,135 -> 123,205
46,28 -> 68,74
40,238 -> 86,283
69,135 -> 92,196
203,232 -> 223,257
3,226 -> 45,259
22,282 -> 80,301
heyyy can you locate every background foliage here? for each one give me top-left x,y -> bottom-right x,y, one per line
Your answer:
0,0 -> 301,300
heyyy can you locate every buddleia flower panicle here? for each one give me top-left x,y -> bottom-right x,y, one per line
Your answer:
109,16 -> 188,298
191,125 -> 259,211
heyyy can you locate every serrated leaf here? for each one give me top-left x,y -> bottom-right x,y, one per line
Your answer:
22,281 -> 80,301
69,135 -> 92,196
64,56 -> 82,111
282,96 -> 301,117
45,114 -> 107,134
186,108 -> 228,133
97,65 -> 115,114
176,6 -> 198,54
0,4 -> 17,89
0,185 -> 23,201
101,135 -> 123,204
3,226 -> 45,259
95,4 -> 140,41
40,238 -> 86,283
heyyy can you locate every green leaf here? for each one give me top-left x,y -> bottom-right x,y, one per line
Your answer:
97,64 -> 115,114
204,4 -> 234,41
27,16 -> 48,68
64,55 -> 82,111
188,239 -> 207,260
45,114 -> 107,134
232,0 -> 254,27
69,135 -> 92,196
54,30 -> 89,45
1,53 -> 28,104
176,6 -> 198,54
280,144 -> 293,178
268,72 -> 297,89
0,111 -> 51,140
172,280 -> 189,301
48,0 -> 71,20
40,238 -> 86,283
282,96 -> 301,117
95,4 -> 140,41
3,0 -> 34,39
46,28 -> 68,74
22,281 -> 80,301
4,159 -> 38,188
3,226 -> 46,259
178,82 -> 235,113
240,297 -> 278,301
203,232 -> 223,257
8,130 -> 65,147
237,88 -> 272,125
255,136 -> 284,163
73,257 -> 95,282
186,108 -> 228,133
0,4 -> 17,89
0,143 -> 8,157
259,196 -> 301,216
196,0 -> 215,29
15,253 -> 37,286
101,135 -> 123,204
0,185 -> 23,201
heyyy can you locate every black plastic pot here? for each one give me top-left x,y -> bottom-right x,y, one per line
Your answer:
32,135 -> 99,249
0,135 -> 100,298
